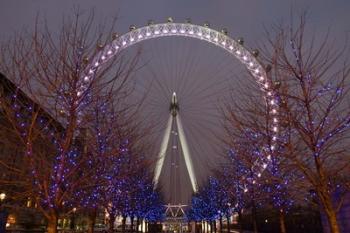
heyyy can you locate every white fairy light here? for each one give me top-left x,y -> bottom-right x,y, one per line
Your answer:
272,109 -> 277,114
229,45 -> 233,50
146,32 -> 151,36
94,62 -> 99,67
273,126 -> 278,132
180,29 -> 185,33
130,37 -> 135,42
163,29 -> 168,33
154,30 -> 160,34
273,118 -> 278,123
257,173 -> 261,177
138,34 -> 143,39
264,83 -> 269,88
272,136 -> 277,141
197,32 -> 202,36
236,50 -> 241,55
214,37 -> 218,42
244,188 -> 248,193
107,50 -> 112,55
249,62 -> 254,67
259,76 -> 265,81
189,30 -> 194,34
115,45 -> 119,50
88,69 -> 94,74
84,76 -> 89,82
254,68 -> 260,74
171,29 -> 177,33
101,55 -> 106,60
122,41 -> 127,46
243,56 -> 247,60
263,163 -> 267,169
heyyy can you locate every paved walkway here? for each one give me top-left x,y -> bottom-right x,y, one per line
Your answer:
223,230 -> 259,233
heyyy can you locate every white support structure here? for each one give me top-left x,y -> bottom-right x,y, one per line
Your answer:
164,204 -> 188,232
153,92 -> 198,193
176,114 -> 197,192
153,114 -> 173,187
165,204 -> 187,219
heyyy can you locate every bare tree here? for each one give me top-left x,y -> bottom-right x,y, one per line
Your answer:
221,70 -> 279,230
222,13 -> 350,233
262,14 -> 350,233
0,10 -> 141,233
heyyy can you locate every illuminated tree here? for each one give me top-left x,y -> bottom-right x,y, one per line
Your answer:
261,14 -> 350,233
188,176 -> 231,233
0,11 -> 139,233
222,13 -> 350,233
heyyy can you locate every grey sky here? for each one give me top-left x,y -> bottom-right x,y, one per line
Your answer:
1,0 -> 349,204
1,0 -> 349,43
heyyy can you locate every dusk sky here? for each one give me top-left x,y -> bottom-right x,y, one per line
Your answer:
1,0 -> 349,204
1,0 -> 349,43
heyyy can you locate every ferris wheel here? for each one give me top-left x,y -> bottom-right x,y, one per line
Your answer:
82,18 -> 279,204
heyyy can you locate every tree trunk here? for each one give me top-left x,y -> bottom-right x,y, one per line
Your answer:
237,212 -> 242,233
136,217 -> 140,233
226,216 -> 230,233
203,221 -> 206,233
87,209 -> 97,233
279,209 -> 286,233
325,208 -> 341,233
319,188 -> 341,233
122,216 -> 126,233
0,209 -> 9,233
70,214 -> 76,230
213,220 -> 217,233
210,221 -> 213,233
131,216 -> 134,233
219,217 -> 222,233
47,214 -> 58,233
252,200 -> 258,233
109,215 -> 116,233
